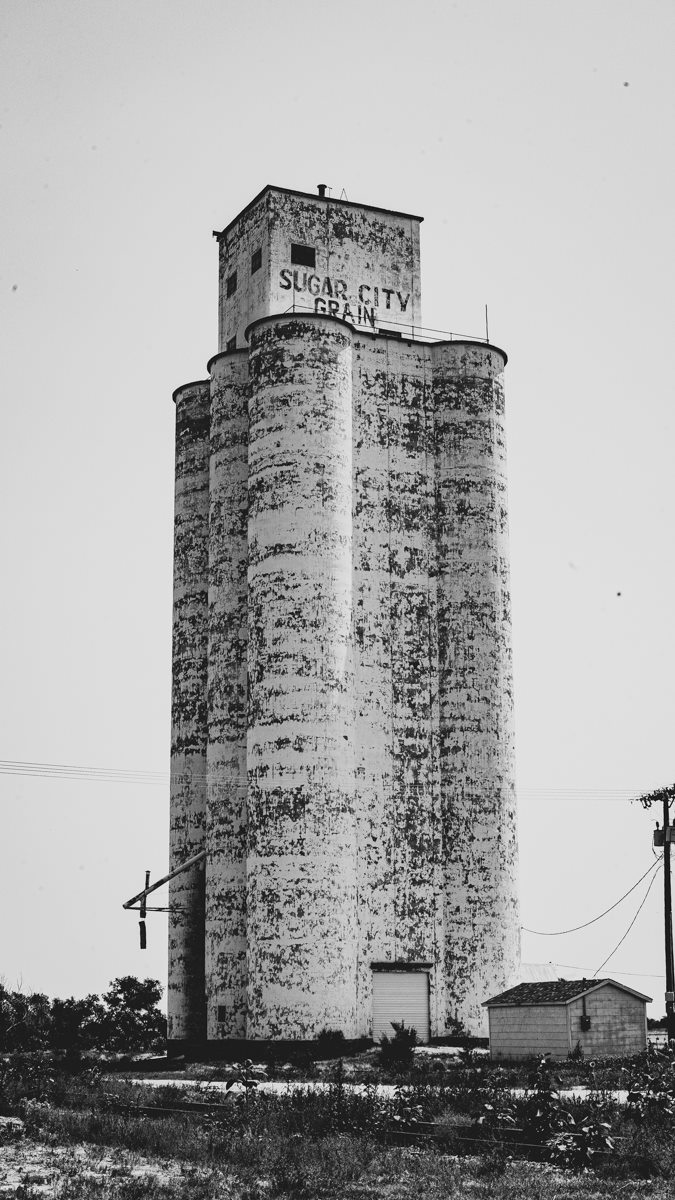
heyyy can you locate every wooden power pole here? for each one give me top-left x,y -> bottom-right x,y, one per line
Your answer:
642,785 -> 675,1041
662,794 -> 675,1041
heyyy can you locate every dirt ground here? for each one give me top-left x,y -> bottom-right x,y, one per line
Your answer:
0,1124 -> 218,1197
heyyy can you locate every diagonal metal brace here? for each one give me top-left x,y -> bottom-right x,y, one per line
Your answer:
122,849 -> 206,910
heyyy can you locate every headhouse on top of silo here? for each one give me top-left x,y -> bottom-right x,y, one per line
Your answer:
214,185 -> 423,350
168,184 -> 520,1055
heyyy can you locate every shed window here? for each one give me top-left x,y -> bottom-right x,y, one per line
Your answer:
226,335 -> 237,352
217,1006 -> 228,1023
291,243 -> 315,268
251,247 -> 262,274
226,270 -> 237,297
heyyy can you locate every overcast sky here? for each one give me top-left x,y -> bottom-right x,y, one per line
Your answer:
1,0 -> 674,1016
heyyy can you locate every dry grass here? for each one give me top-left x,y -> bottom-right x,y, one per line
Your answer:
4,1052 -> 675,1197
2,1134 -> 674,1199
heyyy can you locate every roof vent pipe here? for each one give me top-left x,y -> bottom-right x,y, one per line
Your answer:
317,183 -> 327,197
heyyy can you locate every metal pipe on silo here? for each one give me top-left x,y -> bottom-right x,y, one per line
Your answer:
246,313 -> 358,1041
168,380 -> 210,1047
432,341 -> 520,1037
205,350 -> 250,1040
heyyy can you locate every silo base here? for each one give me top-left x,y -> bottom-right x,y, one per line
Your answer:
166,1037 -> 374,1062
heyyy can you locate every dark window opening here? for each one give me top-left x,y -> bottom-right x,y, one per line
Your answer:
251,247 -> 262,274
217,1006 -> 228,1023
291,243 -> 315,268
226,335 -> 237,352
226,270 -> 237,297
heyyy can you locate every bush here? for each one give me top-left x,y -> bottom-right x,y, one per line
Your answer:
317,1028 -> 346,1058
0,977 -> 166,1056
379,1022 -> 418,1070
96,977 -> 166,1052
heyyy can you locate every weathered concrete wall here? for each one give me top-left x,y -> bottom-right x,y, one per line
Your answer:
205,351 -> 250,1038
168,380 -> 210,1042
433,342 -> 520,1036
245,314 -> 358,1039
218,188 -> 422,350
351,335 -> 445,1038
218,196 -> 270,354
171,191 -> 521,1045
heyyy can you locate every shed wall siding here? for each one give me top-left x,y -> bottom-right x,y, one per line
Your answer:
489,1005 -> 569,1059
567,986 -> 647,1056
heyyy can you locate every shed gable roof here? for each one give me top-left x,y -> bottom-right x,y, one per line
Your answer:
483,978 -> 651,1007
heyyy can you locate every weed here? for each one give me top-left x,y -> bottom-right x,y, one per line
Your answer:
625,1042 -> 675,1120
379,1021 -> 418,1070
390,1084 -> 425,1132
548,1110 -> 615,1168
317,1027 -> 346,1058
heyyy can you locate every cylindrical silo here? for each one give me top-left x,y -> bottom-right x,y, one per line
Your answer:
246,313 -> 357,1041
432,341 -> 520,1036
205,349 -> 250,1040
168,380 -> 210,1046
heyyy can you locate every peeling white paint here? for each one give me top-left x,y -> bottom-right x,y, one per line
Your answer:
169,189 -> 520,1046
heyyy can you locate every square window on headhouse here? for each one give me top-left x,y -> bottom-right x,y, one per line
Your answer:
291,243 -> 316,268
227,335 -> 237,352
251,247 -> 262,274
226,270 -> 238,297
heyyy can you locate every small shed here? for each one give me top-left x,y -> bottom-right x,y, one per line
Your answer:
484,978 -> 651,1060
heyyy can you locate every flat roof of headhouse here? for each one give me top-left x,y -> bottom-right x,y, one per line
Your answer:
214,185 -> 424,240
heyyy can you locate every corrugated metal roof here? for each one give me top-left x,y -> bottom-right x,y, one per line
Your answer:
484,978 -> 652,1006
520,962 -> 563,983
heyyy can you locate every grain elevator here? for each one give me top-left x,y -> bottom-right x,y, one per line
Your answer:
168,184 -> 520,1052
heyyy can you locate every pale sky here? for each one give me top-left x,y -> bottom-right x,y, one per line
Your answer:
1,0 -> 674,1017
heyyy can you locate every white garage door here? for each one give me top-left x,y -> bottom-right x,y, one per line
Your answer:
372,971 -> 430,1044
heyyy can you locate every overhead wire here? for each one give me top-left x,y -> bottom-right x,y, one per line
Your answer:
0,758 -> 664,799
593,865 -> 662,977
0,759 -> 168,785
552,963 -> 663,980
522,856 -> 663,936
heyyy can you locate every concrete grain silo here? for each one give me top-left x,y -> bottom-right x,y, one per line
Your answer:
167,185 -> 520,1052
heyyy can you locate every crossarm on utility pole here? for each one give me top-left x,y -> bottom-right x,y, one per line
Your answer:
122,849 -> 206,910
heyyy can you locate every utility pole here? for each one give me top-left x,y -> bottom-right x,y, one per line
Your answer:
662,795 -> 675,1041
641,785 -> 675,1041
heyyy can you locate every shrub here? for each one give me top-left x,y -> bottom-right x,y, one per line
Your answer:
316,1027 -> 346,1057
379,1022 -> 418,1070
96,977 -> 166,1052
548,1110 -> 615,1169
0,977 -> 166,1056
625,1042 -> 675,1121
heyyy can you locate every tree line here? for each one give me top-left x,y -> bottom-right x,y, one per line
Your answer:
0,976 -> 166,1054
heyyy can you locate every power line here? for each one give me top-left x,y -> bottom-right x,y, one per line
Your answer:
522,857 -> 663,936
0,760 -> 168,785
0,758 -> 661,799
593,866 -> 662,977
552,963 -> 664,980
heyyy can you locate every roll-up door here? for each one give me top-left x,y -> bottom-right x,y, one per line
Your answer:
372,971 -> 430,1044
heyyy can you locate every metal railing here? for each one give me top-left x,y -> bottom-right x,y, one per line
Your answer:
280,300 -> 491,345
